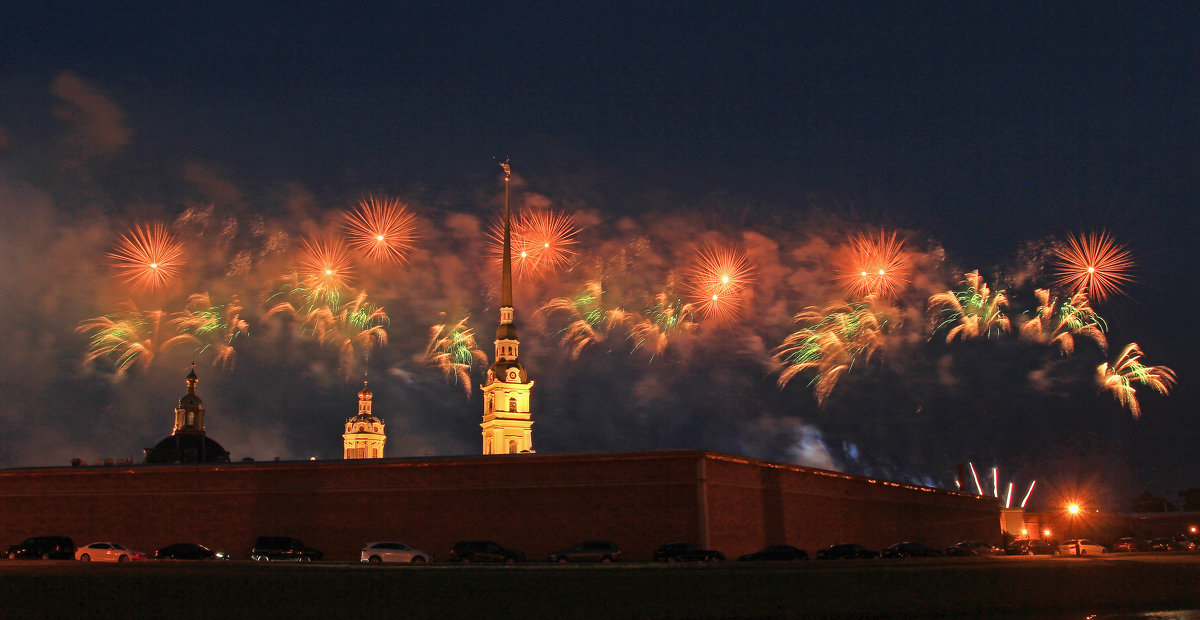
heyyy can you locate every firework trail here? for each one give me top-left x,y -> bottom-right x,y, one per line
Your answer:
343,195 -> 418,265
629,292 -> 697,359
538,280 -> 630,359
774,299 -> 887,406
488,208 -> 580,279
171,293 -> 249,368
1018,289 -> 1107,355
297,237 -> 355,297
425,316 -> 488,397
77,302 -> 194,375
1097,342 -> 1176,418
928,270 -> 1011,343
836,230 -> 911,299
1051,231 -> 1134,303
107,223 -> 185,292
684,244 -> 754,320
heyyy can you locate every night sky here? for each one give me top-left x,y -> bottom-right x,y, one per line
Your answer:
1,4 -> 1196,509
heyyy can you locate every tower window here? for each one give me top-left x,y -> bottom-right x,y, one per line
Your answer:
508,439 -> 518,454
509,397 -> 517,412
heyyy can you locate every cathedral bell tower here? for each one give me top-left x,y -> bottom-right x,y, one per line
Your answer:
481,161 -> 534,454
343,380 -> 386,459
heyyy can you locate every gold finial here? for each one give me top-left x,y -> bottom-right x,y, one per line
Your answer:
499,157 -> 511,181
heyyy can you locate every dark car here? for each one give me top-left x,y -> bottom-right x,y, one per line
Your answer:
1112,537 -> 1145,552
249,536 -> 323,562
1004,539 -> 1055,556
1148,537 -> 1183,551
654,542 -> 725,562
816,543 -> 878,560
547,540 -> 621,563
737,544 -> 809,562
7,536 -> 75,560
945,541 -> 1004,557
155,543 -> 226,560
450,540 -> 525,563
880,542 -> 943,559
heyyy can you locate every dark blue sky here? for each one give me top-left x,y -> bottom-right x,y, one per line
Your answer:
1,3 -> 1197,508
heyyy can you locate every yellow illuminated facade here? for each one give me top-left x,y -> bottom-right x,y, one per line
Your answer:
343,381 -> 386,459
481,161 -> 534,454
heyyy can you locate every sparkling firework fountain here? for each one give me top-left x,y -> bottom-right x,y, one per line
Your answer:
928,270 -> 1011,343
425,316 -> 488,397
1096,343 -> 1176,418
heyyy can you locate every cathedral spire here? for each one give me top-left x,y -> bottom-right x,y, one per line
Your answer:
500,159 -> 513,309
482,159 -> 534,455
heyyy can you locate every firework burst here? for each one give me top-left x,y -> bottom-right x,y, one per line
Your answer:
837,230 -> 911,299
629,293 -> 697,359
1051,231 -> 1134,303
425,316 -> 488,397
297,237 -> 355,296
774,300 -> 887,406
488,208 -> 580,279
1019,289 -> 1107,355
538,281 -> 630,358
171,293 -> 249,368
343,195 -> 418,265
928,271 -> 1012,343
107,223 -> 186,292
1097,343 -> 1176,418
77,302 -> 193,374
685,245 -> 754,320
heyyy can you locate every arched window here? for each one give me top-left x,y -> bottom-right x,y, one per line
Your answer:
357,447 -> 367,459
509,397 -> 517,412
508,439 -> 518,454
186,411 -> 194,426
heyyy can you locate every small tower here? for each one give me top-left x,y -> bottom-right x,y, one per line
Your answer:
343,380 -> 386,459
481,161 -> 535,454
145,364 -> 230,464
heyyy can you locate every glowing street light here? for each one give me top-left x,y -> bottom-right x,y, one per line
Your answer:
1067,504 -> 1080,515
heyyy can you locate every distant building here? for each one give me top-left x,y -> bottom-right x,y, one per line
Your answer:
481,162 -> 534,454
144,364 -> 230,464
343,380 -> 385,459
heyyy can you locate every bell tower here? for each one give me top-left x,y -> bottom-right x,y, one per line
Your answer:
481,160 -> 534,454
343,380 -> 386,459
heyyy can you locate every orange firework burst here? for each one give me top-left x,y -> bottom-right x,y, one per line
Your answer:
297,237 -> 354,295
107,223 -> 185,292
488,208 -> 580,279
685,245 -> 754,320
837,230 -> 911,299
1051,231 -> 1134,303
343,195 -> 418,265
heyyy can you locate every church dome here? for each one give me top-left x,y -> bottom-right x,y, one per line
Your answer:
145,433 -> 230,464
488,358 -> 528,384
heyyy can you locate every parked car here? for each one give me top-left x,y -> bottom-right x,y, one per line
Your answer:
449,540 -> 525,563
7,536 -> 75,560
653,542 -> 725,562
75,542 -> 144,562
1058,539 -> 1106,556
1148,537 -> 1183,551
945,541 -> 1003,556
1004,539 -> 1056,556
1112,537 -> 1146,552
816,543 -> 878,560
154,543 -> 226,560
249,536 -> 323,562
361,541 -> 434,564
880,542 -> 943,559
547,540 -> 621,563
737,544 -> 809,562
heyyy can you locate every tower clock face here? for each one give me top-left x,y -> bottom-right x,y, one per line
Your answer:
507,369 -> 519,381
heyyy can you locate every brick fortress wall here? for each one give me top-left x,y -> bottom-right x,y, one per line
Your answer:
0,451 -> 998,561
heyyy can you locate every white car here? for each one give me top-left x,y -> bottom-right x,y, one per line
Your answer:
1059,539 -> 1106,556
75,542 -> 145,562
361,541 -> 434,564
